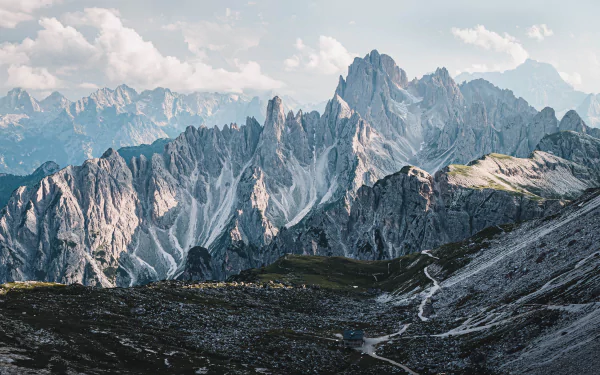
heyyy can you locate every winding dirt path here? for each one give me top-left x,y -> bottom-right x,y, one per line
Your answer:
418,266 -> 441,322
360,324 -> 418,374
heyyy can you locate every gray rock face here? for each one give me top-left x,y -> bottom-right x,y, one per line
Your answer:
557,110 -> 600,137
263,149 -> 599,262
176,246 -> 213,282
537,130 -> 600,173
334,51 -> 587,173
0,88 -> 41,114
416,79 -> 551,170
2,50 -> 600,287
0,161 -> 60,208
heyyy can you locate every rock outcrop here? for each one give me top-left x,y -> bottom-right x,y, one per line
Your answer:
176,246 -> 213,282
537,130 -> 600,173
0,161 -> 60,208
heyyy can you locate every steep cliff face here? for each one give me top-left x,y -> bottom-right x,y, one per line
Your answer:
0,161 -> 60,208
334,51 -> 593,174
0,120 -> 264,287
537,130 -> 600,172
416,79 -> 554,170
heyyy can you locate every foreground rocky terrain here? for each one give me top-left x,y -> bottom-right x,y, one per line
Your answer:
1,189 -> 599,374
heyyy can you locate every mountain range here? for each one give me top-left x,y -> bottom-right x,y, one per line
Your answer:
455,59 -> 600,127
2,50 -> 600,287
0,87 -> 322,176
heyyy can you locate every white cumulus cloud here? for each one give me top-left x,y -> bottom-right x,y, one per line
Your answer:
559,71 -> 582,87
164,21 -> 263,56
284,36 -> 356,75
1,7 -> 282,94
0,0 -> 61,28
526,24 -> 554,41
283,55 -> 300,70
451,25 -> 529,72
0,17 -> 97,69
6,65 -> 62,90
162,8 -> 264,57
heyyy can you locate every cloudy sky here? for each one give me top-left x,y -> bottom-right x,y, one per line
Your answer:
1,0 -> 599,103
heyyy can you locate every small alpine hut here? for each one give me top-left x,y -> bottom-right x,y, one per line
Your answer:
342,329 -> 365,348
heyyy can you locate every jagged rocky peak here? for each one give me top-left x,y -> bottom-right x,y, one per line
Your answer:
337,50 -> 408,98
460,78 -> 522,104
525,106 -> 560,148
258,96 -> 314,168
414,67 -> 464,111
0,84 -> 269,176
537,106 -> 558,121
364,49 -> 409,88
142,87 -> 175,101
101,147 -> 119,159
0,88 -> 41,114
256,96 -> 289,175
115,83 -> 138,96
0,160 -> 61,208
113,84 -> 139,104
40,91 -> 71,112
262,96 -> 287,141
559,109 -> 588,132
336,50 -> 409,105
325,93 -> 353,121
333,49 -> 426,145
34,161 -> 60,176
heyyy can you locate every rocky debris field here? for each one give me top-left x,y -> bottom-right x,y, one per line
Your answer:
1,190 -> 599,374
0,280 -> 416,374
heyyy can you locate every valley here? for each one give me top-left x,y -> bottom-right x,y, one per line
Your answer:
1,189 -> 598,374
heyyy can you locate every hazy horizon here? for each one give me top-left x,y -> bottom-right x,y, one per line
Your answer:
1,0 -> 599,103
